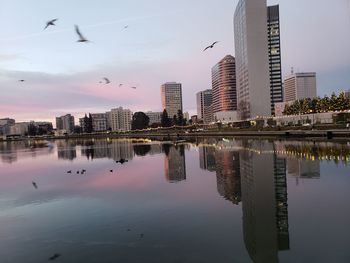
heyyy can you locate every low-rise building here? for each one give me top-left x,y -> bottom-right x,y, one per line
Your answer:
146,111 -> 162,125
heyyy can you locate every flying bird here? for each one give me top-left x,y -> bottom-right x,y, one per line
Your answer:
32,181 -> 38,189
49,253 -> 61,261
44,19 -> 58,30
124,25 -> 129,29
18,79 -> 25,82
119,84 -> 123,87
203,41 -> 219,52
103,77 -> 111,84
131,86 -> 137,90
75,25 -> 90,43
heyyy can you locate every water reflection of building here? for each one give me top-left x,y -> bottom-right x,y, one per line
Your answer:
164,145 -> 186,183
287,158 -> 320,179
274,157 -> 290,251
216,151 -> 241,205
80,140 -> 134,161
240,141 -> 289,263
57,140 -> 77,160
199,146 -> 216,172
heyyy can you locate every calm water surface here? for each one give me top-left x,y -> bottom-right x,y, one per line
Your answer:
0,138 -> 349,263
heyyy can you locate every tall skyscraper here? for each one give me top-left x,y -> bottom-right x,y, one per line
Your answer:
212,55 -> 237,114
161,82 -> 183,118
56,114 -> 75,133
110,107 -> 132,132
268,5 -> 283,116
234,0 -> 271,120
196,89 -> 214,124
284,72 -> 317,102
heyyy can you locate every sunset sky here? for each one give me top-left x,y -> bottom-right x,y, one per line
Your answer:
1,0 -> 349,124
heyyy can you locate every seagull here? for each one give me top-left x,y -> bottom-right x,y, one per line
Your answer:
203,41 -> 219,52
103,77 -> 111,84
49,253 -> 61,261
131,86 -> 137,90
124,25 -> 129,29
119,84 -> 123,87
75,25 -> 90,43
67,170 -> 72,174
44,19 -> 58,30
18,79 -> 25,82
32,181 -> 38,189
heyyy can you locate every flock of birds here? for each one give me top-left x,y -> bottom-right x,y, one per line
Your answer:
22,18 -> 220,261
17,18 -> 219,87
30,157 -> 135,261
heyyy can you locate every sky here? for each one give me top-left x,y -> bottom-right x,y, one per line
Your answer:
0,0 -> 350,124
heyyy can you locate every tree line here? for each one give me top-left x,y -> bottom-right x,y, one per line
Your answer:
132,109 -> 188,130
283,92 -> 350,116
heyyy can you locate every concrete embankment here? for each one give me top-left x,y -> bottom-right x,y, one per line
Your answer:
2,129 -> 350,142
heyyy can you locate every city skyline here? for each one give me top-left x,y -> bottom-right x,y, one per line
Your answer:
1,0 -> 349,123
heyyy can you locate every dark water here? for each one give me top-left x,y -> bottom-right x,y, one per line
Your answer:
0,138 -> 349,263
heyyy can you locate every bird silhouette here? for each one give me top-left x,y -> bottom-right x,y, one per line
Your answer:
49,253 -> 61,261
75,25 -> 90,43
140,233 -> 144,238
124,25 -> 129,29
116,158 -> 128,164
67,170 -> 72,174
18,79 -> 25,82
110,170 -> 113,173
203,41 -> 219,51
103,77 -> 111,84
130,86 -> 137,90
32,181 -> 38,189
119,84 -> 123,87
44,19 -> 58,30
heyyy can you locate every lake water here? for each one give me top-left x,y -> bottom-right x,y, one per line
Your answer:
0,138 -> 349,263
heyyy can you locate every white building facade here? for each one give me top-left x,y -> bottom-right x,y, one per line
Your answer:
234,0 -> 271,120
284,72 -> 317,102
110,107 -> 132,132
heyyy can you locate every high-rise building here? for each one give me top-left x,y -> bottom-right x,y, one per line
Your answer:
212,55 -> 237,116
161,82 -> 183,118
284,72 -> 317,102
234,0 -> 271,120
110,107 -> 132,132
196,89 -> 214,124
268,5 -> 283,115
56,114 -> 75,133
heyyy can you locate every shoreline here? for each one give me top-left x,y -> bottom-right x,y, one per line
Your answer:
1,129 -> 350,142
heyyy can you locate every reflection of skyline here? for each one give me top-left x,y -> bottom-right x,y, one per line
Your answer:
287,158 -> 320,179
240,141 -> 289,263
199,146 -> 241,205
216,151 -> 241,205
57,140 -> 77,160
164,145 -> 186,183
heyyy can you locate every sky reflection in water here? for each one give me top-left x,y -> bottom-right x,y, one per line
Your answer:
0,138 -> 349,263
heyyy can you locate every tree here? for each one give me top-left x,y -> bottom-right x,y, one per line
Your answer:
82,113 -> 93,133
173,115 -> 178,126
161,109 -> 172,127
131,112 -> 150,130
177,110 -> 184,126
